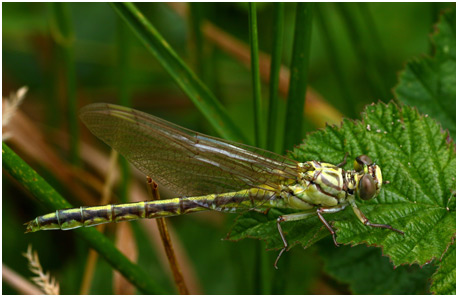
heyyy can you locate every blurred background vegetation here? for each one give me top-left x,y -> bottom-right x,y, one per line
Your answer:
2,2 -> 454,294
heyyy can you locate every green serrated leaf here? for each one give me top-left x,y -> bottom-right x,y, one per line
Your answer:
320,244 -> 436,294
430,243 -> 456,295
395,8 -> 456,139
228,102 -> 455,269
432,8 -> 456,62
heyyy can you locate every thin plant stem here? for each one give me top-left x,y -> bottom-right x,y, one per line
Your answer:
249,4 -> 268,292
283,3 -> 315,152
248,3 -> 264,148
146,177 -> 189,294
267,3 -> 285,153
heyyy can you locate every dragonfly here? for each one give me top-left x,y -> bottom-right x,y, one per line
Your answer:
25,103 -> 404,268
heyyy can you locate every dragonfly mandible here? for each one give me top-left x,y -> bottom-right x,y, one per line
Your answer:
25,103 -> 404,268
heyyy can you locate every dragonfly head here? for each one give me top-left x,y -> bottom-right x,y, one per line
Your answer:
354,155 -> 383,201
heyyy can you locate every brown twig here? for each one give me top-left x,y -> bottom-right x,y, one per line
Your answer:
130,181 -> 202,294
146,176 -> 189,294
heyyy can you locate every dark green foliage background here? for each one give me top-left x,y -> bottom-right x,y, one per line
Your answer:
3,3 -> 455,294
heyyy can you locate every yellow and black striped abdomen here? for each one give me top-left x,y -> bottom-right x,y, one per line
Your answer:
25,188 -> 278,233
25,198 -> 209,233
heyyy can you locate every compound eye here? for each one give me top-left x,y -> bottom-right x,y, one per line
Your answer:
354,155 -> 373,171
359,174 -> 376,200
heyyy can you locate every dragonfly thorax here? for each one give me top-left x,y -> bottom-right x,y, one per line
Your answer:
286,159 -> 383,210
286,161 -> 348,209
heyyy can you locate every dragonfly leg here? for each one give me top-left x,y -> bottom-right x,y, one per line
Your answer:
274,211 -> 316,269
349,200 -> 404,235
275,217 -> 288,270
316,205 -> 348,246
336,152 -> 349,168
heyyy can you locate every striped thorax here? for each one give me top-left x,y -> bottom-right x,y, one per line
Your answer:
284,156 -> 384,210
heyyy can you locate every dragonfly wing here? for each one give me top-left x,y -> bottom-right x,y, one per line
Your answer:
80,103 -> 298,198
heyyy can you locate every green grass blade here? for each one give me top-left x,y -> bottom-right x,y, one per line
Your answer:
283,3 -> 314,152
248,3 -> 264,148
248,5 -> 268,290
2,143 -> 167,294
266,3 -> 285,153
50,3 -> 79,164
110,3 -> 248,143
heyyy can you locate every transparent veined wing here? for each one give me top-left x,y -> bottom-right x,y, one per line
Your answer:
80,103 -> 298,199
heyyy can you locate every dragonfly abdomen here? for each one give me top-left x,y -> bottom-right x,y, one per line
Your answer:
25,198 -> 209,233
